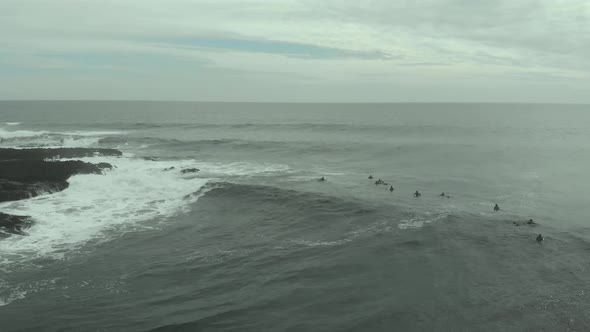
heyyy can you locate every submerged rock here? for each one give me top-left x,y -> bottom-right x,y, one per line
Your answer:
96,162 -> 114,171
181,168 -> 200,174
0,212 -> 33,236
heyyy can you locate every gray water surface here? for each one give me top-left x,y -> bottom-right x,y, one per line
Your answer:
1,102 -> 589,331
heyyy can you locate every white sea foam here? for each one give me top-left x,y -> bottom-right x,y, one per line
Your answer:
0,278 -> 59,307
292,238 -> 352,247
57,130 -> 124,137
398,212 -> 449,230
60,136 -> 103,148
188,161 -> 293,177
0,287 -> 27,307
0,156 -> 210,265
5,122 -> 21,126
0,128 -> 125,148
0,128 -> 48,139
398,217 -> 433,229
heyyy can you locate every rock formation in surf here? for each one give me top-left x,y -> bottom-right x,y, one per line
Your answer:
0,148 -> 122,236
0,212 -> 32,237
0,160 -> 108,183
0,179 -> 69,202
181,168 -> 200,174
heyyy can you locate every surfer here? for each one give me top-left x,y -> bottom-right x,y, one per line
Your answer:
368,175 -> 374,180
375,179 -> 383,185
440,192 -> 445,197
536,234 -> 544,243
318,176 -> 326,182
414,190 -> 421,198
494,204 -> 500,211
389,186 -> 394,192
527,219 -> 536,225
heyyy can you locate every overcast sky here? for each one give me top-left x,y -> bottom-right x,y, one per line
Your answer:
1,0 -> 589,102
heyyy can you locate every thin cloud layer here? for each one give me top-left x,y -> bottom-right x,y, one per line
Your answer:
0,0 -> 588,102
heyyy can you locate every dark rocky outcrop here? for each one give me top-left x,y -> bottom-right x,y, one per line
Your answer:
0,160 -> 106,183
0,212 -> 33,236
181,168 -> 200,174
0,148 -> 122,236
96,162 -> 114,170
0,179 -> 69,202
0,148 -> 122,161
0,159 -> 109,203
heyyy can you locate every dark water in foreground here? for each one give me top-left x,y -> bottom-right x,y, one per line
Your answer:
1,102 -> 590,331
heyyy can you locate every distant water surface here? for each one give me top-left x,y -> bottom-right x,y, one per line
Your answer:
1,101 -> 589,331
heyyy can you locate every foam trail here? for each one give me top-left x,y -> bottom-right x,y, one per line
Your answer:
5,122 -> 21,126
0,156 -> 209,265
0,278 -> 59,307
188,161 -> 293,177
0,128 -> 126,148
58,131 -> 125,137
60,136 -> 103,148
0,128 -> 48,139
398,212 -> 450,230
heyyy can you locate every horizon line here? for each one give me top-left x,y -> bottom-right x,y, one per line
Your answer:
1,100 -> 589,105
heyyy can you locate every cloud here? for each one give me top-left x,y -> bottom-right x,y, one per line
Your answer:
152,37 -> 396,59
0,0 -> 588,102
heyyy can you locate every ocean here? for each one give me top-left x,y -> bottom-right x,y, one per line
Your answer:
1,101 -> 590,331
